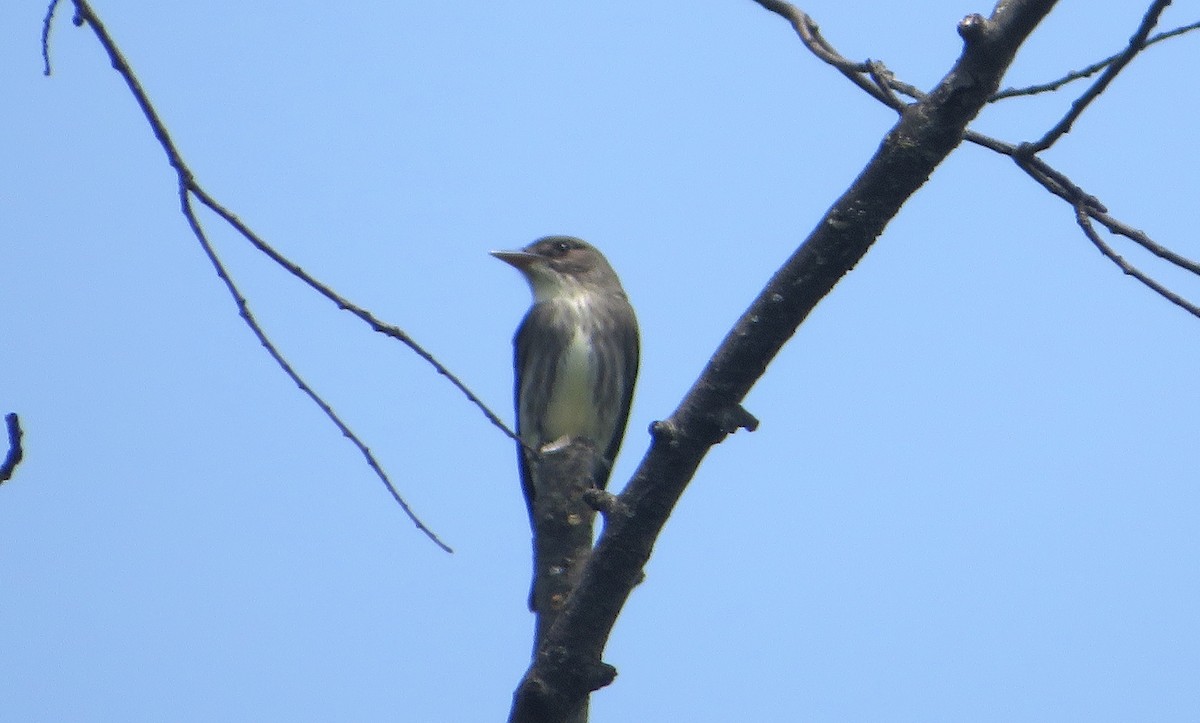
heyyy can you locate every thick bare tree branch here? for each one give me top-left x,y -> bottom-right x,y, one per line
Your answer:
528,441 -> 605,649
509,1 -> 1062,719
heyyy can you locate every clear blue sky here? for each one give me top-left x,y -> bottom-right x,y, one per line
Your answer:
4,2 -> 1199,720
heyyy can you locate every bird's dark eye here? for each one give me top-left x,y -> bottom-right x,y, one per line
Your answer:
553,241 -> 571,255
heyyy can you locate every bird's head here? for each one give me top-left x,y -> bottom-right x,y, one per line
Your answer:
492,236 -> 621,302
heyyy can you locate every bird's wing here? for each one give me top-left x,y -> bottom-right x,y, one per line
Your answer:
597,302 -> 639,490
513,302 -> 568,526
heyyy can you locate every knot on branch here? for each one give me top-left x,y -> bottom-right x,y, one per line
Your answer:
511,649 -> 618,722
957,13 -> 989,45
705,404 -> 760,445
648,419 -> 679,448
582,488 -> 630,520
535,644 -> 618,693
654,404 -> 758,452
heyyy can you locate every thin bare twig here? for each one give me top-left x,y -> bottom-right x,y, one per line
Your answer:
187,184 -> 520,444
993,19 -> 1200,100
179,193 -> 454,551
1090,208 -> 1200,275
59,5 -> 515,448
45,0 -> 515,552
1023,0 -> 1174,152
756,0 -> 1200,316
1008,151 -> 1200,276
974,132 -> 1105,210
41,0 -> 59,75
0,414 -> 24,484
1074,204 -> 1200,319
751,0 -> 906,110
865,60 -> 906,108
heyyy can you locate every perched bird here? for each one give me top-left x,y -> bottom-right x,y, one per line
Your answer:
492,235 -> 640,544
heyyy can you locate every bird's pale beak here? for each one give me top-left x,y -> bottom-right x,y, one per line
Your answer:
491,250 -> 540,269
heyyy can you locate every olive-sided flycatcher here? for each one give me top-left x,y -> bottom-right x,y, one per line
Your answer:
492,235 -> 640,548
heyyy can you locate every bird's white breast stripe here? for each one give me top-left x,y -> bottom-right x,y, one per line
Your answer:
541,325 -> 601,443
